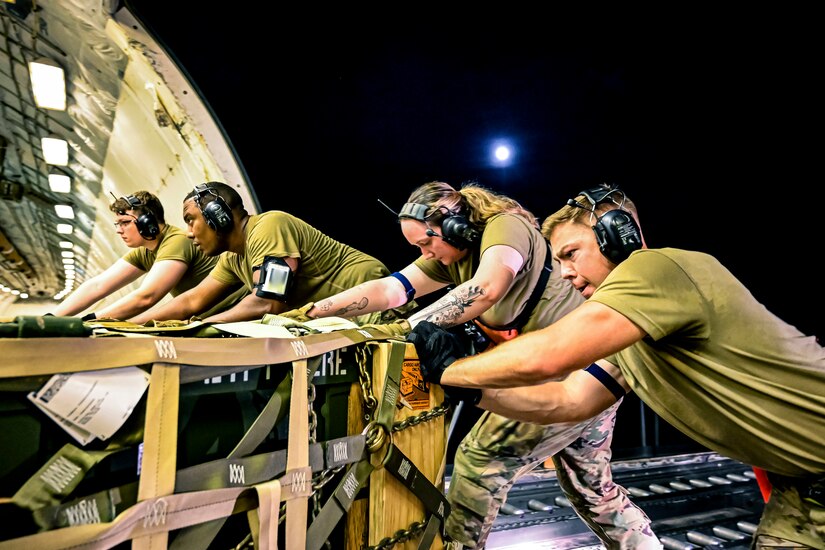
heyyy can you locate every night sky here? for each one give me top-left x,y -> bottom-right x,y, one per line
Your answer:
125,4 -> 821,341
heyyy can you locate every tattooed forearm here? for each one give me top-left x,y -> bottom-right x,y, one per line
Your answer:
411,285 -> 485,328
334,297 -> 369,317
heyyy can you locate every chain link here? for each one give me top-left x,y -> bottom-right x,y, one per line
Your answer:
367,519 -> 428,550
312,465 -> 344,491
356,344 -> 378,420
308,382 -> 318,444
392,402 -> 451,432
307,374 -> 333,549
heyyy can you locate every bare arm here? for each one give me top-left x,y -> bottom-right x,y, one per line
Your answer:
309,264 -> 448,319
203,292 -> 288,323
441,301 -> 647,388
129,276 -> 231,324
203,256 -> 302,323
478,361 -> 629,424
95,260 -> 188,320
53,259 -> 143,316
408,244 -> 523,328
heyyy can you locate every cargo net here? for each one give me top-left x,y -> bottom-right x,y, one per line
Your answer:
0,328 -> 452,550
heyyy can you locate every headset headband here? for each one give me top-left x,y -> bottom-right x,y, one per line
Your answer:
577,186 -> 624,209
398,202 -> 429,221
125,195 -> 143,209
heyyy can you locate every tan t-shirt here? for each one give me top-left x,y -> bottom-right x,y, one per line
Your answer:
590,248 -> 825,476
210,211 -> 391,311
413,214 -> 583,333
122,225 -> 217,296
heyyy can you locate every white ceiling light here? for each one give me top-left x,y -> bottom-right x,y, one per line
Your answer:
54,204 -> 75,219
28,58 -> 67,110
61,258 -> 75,264
49,173 -> 71,193
42,136 -> 69,165
56,223 -> 73,234
61,251 -> 75,258
19,293 -> 28,299
59,241 -> 74,249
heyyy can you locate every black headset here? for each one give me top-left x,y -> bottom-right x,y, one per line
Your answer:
399,202 -> 481,251
124,195 -> 160,240
567,186 -> 642,264
193,183 -> 234,232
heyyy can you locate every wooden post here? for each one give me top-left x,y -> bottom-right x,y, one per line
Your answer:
368,342 -> 447,550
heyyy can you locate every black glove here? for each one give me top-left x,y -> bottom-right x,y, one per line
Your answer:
81,312 -> 97,322
441,385 -> 482,406
407,321 -> 467,385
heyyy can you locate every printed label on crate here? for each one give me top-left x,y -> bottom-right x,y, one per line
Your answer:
399,359 -> 429,411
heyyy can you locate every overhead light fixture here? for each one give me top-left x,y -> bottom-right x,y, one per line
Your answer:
19,293 -> 28,299
49,173 -> 71,193
62,258 -> 75,264
61,251 -> 74,258
42,136 -> 69,165
54,204 -> 75,219
28,58 -> 67,110
59,241 -> 74,249
56,223 -> 73,234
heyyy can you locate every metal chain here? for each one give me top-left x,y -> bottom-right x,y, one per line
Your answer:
313,464 -> 344,491
307,375 -> 335,550
392,402 -> 451,432
367,519 -> 427,550
308,381 -> 318,445
307,378 -> 322,516
355,344 -> 377,420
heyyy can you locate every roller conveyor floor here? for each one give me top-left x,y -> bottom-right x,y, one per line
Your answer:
446,452 -> 765,549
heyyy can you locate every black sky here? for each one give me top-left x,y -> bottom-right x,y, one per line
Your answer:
124,4 -> 822,340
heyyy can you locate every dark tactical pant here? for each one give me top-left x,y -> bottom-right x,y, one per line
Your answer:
753,473 -> 825,549
445,399 -> 661,549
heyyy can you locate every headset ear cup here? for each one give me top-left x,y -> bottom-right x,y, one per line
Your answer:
440,214 -> 479,251
593,210 -> 642,263
203,200 -> 233,233
135,213 -> 159,239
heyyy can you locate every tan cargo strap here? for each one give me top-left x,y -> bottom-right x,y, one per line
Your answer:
251,478 -> 281,549
133,363 -> 179,550
1,327 -> 390,378
285,359 -> 310,549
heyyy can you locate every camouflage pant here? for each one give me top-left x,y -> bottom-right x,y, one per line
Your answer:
753,473 -> 825,548
445,398 -> 661,549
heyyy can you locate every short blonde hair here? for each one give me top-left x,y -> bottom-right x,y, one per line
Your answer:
541,184 -> 638,240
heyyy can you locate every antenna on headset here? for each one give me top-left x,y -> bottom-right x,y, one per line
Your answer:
377,199 -> 400,218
